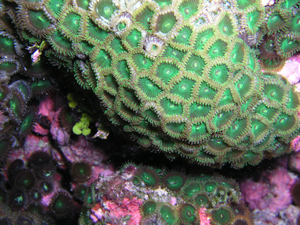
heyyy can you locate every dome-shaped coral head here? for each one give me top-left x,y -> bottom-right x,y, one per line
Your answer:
12,0 -> 300,168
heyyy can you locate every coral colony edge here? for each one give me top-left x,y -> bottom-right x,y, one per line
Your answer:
1,0 -> 300,224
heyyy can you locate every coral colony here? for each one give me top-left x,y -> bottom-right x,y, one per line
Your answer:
2,0 -> 300,224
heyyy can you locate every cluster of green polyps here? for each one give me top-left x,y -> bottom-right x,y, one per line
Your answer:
79,164 -> 253,224
4,0 -> 300,168
257,0 -> 300,70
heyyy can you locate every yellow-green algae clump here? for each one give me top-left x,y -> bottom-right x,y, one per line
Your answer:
8,0 -> 300,168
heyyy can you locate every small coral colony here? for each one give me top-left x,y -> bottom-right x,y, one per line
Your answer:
1,0 -> 300,223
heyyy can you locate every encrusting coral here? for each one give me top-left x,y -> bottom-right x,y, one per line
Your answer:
79,163 -> 253,225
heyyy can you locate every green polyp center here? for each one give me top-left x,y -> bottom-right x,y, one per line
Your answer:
186,55 -> 205,75
263,84 -> 283,102
133,54 -> 153,70
226,119 -> 247,139
157,63 -> 179,84
212,208 -> 231,224
77,0 -> 89,10
267,13 -> 284,31
143,201 -> 156,214
20,113 -> 34,134
139,170 -> 157,186
126,29 -> 142,48
48,0 -> 64,16
53,195 -> 69,214
255,104 -> 276,121
251,119 -> 267,137
198,82 -> 216,99
0,36 -> 15,55
184,183 -> 201,196
165,122 -> 185,135
179,0 -> 198,19
157,13 -> 176,34
16,172 -> 35,189
213,110 -> 233,128
235,75 -> 251,98
31,80 -> 51,94
218,15 -> 234,36
164,174 -> 184,191
180,205 -> 196,222
231,43 -> 244,64
171,78 -> 195,99
195,194 -> 209,205
95,50 -> 112,68
116,60 -> 130,79
247,10 -> 260,31
29,10 -> 51,30
135,7 -> 153,30
280,38 -> 300,53
209,64 -> 228,84
160,205 -> 176,224
9,95 -> 22,118
274,113 -> 295,131
96,0 -> 117,19
175,27 -> 192,44
204,181 -> 217,192
161,98 -> 183,115
291,14 -> 300,32
63,12 -> 81,35
208,40 -> 227,59
195,29 -> 213,50
73,162 -> 91,180
138,78 -> 162,98
190,103 -> 211,118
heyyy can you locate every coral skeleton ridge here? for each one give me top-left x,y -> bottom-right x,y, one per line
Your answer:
1,0 -> 300,168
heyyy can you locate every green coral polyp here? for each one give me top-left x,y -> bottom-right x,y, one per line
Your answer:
135,7 -> 154,30
156,62 -> 179,84
218,14 -> 235,36
183,182 -> 201,197
159,205 -> 177,224
142,201 -> 157,215
179,0 -> 199,19
263,84 -> 283,102
156,12 -> 177,34
163,174 -> 185,191
60,11 -> 82,36
195,28 -> 214,50
179,204 -> 196,223
170,78 -> 195,99
138,78 -> 162,98
174,26 -> 192,44
186,55 -> 205,75
161,98 -> 183,115
208,40 -> 228,58
137,169 -> 158,187
211,207 -> 233,224
95,0 -> 117,20
209,64 -> 229,84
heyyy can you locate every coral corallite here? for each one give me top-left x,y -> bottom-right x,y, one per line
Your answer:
8,0 -> 300,168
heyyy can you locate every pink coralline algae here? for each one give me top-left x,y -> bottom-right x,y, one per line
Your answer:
34,95 -> 70,145
91,197 -> 143,225
278,54 -> 300,92
241,167 -> 298,215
